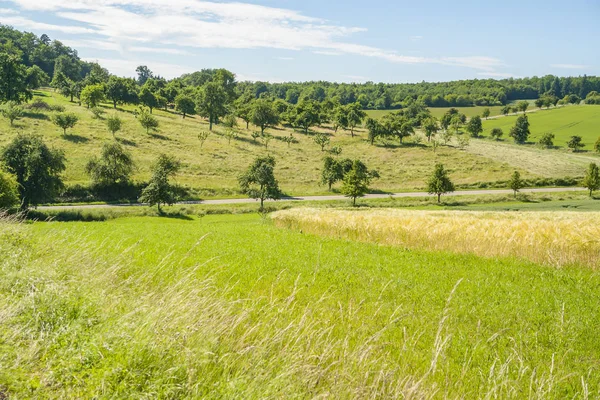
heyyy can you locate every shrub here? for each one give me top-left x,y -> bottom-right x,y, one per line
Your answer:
52,112 -> 79,135
567,136 -> 584,152
538,133 -> 555,148
0,101 -> 24,126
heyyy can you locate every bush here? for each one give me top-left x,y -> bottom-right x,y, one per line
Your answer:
25,99 -> 51,111
538,133 -> 554,148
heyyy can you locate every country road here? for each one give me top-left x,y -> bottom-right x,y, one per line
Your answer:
39,187 -> 587,210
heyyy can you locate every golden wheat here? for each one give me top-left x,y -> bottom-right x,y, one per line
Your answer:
272,208 -> 600,268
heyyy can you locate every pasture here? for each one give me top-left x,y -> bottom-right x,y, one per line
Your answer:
1,211 -> 599,398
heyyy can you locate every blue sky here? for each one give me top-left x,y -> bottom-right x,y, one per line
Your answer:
0,0 -> 598,82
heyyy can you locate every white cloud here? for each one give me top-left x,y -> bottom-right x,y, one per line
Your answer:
82,57 -> 195,78
0,7 -> 19,14
4,0 -> 506,75
550,64 -> 589,70
0,15 -> 96,34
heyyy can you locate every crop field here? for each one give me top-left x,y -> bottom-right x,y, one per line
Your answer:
1,211 -> 599,398
482,105 -> 600,150
0,90 -> 529,197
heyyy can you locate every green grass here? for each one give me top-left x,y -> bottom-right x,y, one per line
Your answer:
1,213 -> 599,398
367,105 -> 507,119
482,105 -> 600,150
0,91 -> 576,199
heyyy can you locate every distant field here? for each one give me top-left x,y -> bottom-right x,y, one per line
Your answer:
367,105 -> 506,119
482,105 -> 600,150
1,212 -> 599,397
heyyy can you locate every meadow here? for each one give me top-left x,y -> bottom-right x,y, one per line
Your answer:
0,210 -> 599,398
366,105 -> 507,119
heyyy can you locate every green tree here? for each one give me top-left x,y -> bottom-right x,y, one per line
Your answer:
198,131 -> 210,148
86,142 -> 135,186
538,133 -> 554,148
52,112 -> 79,135
196,82 -> 228,130
423,118 -> 439,142
321,156 -> 352,191
1,134 -> 66,209
251,99 -> 279,134
106,114 -> 123,138
481,108 -> 491,120
594,137 -> 600,153
25,65 -> 50,89
106,76 -> 138,108
466,115 -> 483,138
313,133 -> 330,151
238,155 -> 282,210
175,94 -> 196,118
517,101 -> 529,113
508,170 -> 524,198
0,169 -> 19,209
0,101 -> 24,126
365,117 -> 383,145
509,115 -> 530,144
139,154 -> 181,213
534,98 -> 544,109
582,163 -> 600,197
292,100 -> 321,134
136,65 -> 153,85
80,84 -> 105,108
138,107 -> 159,134
345,103 -> 367,137
490,128 -> 503,140
0,52 -> 31,103
427,163 -> 455,203
501,105 -> 511,115
139,86 -> 158,113
567,136 -> 584,152
341,159 -> 378,206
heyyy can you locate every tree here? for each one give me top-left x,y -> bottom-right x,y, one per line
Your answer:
106,114 -> 123,138
0,169 -> 19,209
1,134 -> 66,209
80,84 -> 105,108
175,94 -> 196,118
345,103 -> 367,137
136,65 -> 153,85
365,118 -> 383,145
538,133 -> 554,148
138,107 -> 159,133
341,159 -> 378,206
509,115 -> 530,144
0,52 -> 31,103
106,76 -> 138,108
501,105 -> 511,115
313,133 -> 330,151
251,99 -> 279,134
139,86 -> 158,113
508,171 -> 524,198
423,118 -> 439,142
517,101 -> 529,113
466,115 -> 483,138
321,156 -> 352,191
567,136 -> 584,152
582,163 -> 600,197
0,101 -> 24,126
196,82 -> 228,130
535,98 -> 544,109
52,112 -> 79,135
139,154 -> 181,213
482,108 -> 491,120
25,65 -> 50,89
291,100 -> 321,134
198,131 -> 210,148
490,128 -> 503,140
238,155 -> 282,210
595,137 -> 600,153
86,142 -> 135,186
427,163 -> 455,203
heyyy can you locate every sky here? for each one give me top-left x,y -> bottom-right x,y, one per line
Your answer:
0,0 -> 599,83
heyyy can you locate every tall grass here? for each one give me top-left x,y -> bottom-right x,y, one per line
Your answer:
272,208 -> 600,268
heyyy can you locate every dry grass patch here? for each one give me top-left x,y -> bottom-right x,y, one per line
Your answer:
272,208 -> 600,268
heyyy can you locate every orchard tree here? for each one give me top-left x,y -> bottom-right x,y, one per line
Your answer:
292,100 -> 321,134
86,142 -> 135,186
517,101 -> 529,113
582,163 -> 600,197
594,137 -> 600,153
52,112 -> 79,135
346,103 -> 367,137
139,86 -> 158,113
0,101 -> 24,126
501,105 -> 511,115
1,134 -> 66,209
508,171 -> 524,197
136,65 -> 153,85
106,114 -> 123,138
423,118 -> 439,142
238,155 -> 282,210
535,98 -> 544,109
138,107 -> 159,133
321,156 -> 352,191
341,159 -> 379,206
490,128 -> 503,140
466,115 -> 483,138
139,154 -> 181,213
0,169 -> 19,209
0,52 -> 31,103
80,84 -> 105,108
313,133 -> 330,151
427,163 -> 455,203
567,136 -> 584,152
196,81 -> 228,130
25,65 -> 50,90
174,94 -> 196,118
538,133 -> 554,148
509,115 -> 530,144
106,76 -> 138,108
482,108 -> 491,119
251,99 -> 279,134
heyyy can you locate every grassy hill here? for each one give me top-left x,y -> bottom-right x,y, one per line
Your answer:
0,91 -> 597,201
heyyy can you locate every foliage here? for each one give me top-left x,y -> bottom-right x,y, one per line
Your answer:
222,113 -> 238,128
567,136 -> 584,152
106,114 -> 123,137
80,84 -> 105,108
321,156 -> 352,191
0,51 -> 31,103
86,142 -> 135,186
106,76 -> 138,108
341,159 -> 378,205
313,133 -> 330,151
1,134 -> 66,208
481,108 -> 490,119
490,127 -> 503,140
238,155 -> 282,210
508,171 -> 524,197
595,137 -> 600,153
427,163 -> 455,203
509,115 -> 530,144
0,101 -> 24,126
139,154 -> 181,212
538,133 -> 555,148
466,115 -> 483,137
198,131 -> 210,148
174,94 -> 196,118
224,130 -> 238,145
51,112 -> 79,134
196,81 -> 228,130
582,163 -> 600,197
0,168 -> 19,209
251,99 -> 279,134
456,134 -> 470,149
138,107 -> 159,133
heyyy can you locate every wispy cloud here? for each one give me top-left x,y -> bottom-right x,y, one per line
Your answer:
550,64 -> 589,70
4,0 -> 507,76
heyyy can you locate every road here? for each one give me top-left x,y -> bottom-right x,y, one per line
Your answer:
39,187 -> 586,210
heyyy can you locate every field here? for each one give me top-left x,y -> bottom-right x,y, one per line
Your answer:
367,105 -> 507,119
2,91 -> 595,202
1,210 -> 599,398
482,105 -> 600,150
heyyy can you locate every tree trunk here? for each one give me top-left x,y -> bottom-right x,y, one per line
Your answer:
353,196 -> 357,206
351,127 -> 354,137
209,116 -> 213,131
113,100 -> 117,109
157,203 -> 162,214
260,197 -> 264,211
437,193 -> 441,203
246,121 -> 249,129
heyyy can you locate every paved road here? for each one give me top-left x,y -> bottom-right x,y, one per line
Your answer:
39,187 -> 586,210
